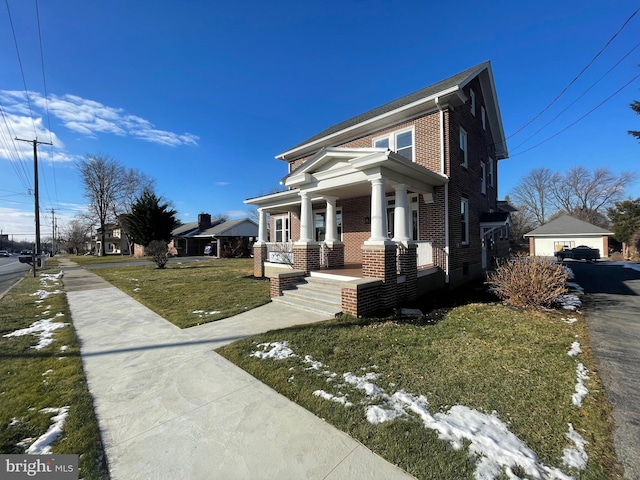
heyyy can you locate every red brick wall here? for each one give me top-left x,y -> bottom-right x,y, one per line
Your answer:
338,196 -> 371,263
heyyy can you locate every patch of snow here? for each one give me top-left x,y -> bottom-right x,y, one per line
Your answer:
133,287 -> 141,292
562,317 -> 578,324
343,372 -> 382,397
250,341 -> 297,360
567,342 -> 582,357
555,294 -> 582,311
562,423 -> 588,470
562,266 -> 575,280
42,369 -> 53,376
31,289 -> 63,301
59,345 -> 68,352
366,404 -> 405,424
25,406 -> 69,454
572,363 -> 589,407
3,318 -> 69,350
313,390 -> 353,407
304,355 -> 324,370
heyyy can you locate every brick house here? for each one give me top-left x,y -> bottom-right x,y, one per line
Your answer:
246,61 -> 510,317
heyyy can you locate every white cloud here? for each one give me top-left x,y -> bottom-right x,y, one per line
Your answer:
0,111 -> 64,162
0,90 -> 199,152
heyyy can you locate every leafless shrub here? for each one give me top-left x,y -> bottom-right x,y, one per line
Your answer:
487,256 -> 568,309
145,240 -> 169,269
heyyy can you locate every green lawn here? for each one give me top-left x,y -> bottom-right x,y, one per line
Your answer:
86,257 -> 271,328
218,303 -> 622,480
0,261 -> 108,479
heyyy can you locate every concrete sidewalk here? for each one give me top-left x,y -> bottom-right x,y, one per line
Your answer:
58,258 -> 414,480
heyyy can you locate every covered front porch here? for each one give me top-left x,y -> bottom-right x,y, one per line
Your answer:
246,147 -> 448,316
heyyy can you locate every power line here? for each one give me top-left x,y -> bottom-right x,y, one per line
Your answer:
508,6 -> 640,140
35,0 -> 59,210
511,40 -> 640,153
4,0 -> 38,139
510,71 -> 640,157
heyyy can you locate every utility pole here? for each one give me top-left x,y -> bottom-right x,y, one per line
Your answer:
16,137 -> 53,274
50,208 -> 56,256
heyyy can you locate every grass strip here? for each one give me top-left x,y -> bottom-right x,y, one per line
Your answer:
87,258 -> 270,328
0,261 -> 109,479
218,304 -> 621,480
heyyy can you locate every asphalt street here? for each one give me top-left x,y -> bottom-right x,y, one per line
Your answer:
568,260 -> 640,480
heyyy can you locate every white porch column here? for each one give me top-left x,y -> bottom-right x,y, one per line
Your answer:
366,175 -> 390,244
298,190 -> 314,243
257,208 -> 267,243
392,183 -> 411,245
324,196 -> 339,243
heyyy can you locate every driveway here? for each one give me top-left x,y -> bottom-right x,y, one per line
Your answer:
567,260 -> 640,480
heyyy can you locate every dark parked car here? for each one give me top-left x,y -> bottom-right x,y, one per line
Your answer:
556,245 -> 600,262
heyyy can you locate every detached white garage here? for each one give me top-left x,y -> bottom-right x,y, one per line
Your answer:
524,215 -> 613,258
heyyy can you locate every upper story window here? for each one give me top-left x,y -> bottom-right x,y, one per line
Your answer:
470,89 -> 476,116
459,128 -> 468,167
481,105 -> 486,130
373,127 -> 414,161
481,162 -> 487,195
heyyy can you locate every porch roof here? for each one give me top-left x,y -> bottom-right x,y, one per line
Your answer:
245,147 -> 448,212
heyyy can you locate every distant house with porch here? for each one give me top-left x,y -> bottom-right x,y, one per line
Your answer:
94,223 -> 130,256
169,213 -> 258,257
246,61 -> 510,317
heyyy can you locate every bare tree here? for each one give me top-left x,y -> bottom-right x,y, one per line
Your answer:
550,167 -> 637,223
77,154 -> 129,256
62,217 -> 93,255
510,168 -> 554,226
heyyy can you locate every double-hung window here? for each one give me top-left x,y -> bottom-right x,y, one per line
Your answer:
373,127 -> 414,161
481,162 -> 486,195
461,198 -> 469,245
481,105 -> 486,130
459,128 -> 468,167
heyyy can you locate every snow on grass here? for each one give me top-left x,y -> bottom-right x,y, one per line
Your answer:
562,266 -> 575,280
567,342 -> 582,357
31,289 -> 63,302
3,314 -> 69,350
192,309 -> 222,317
250,341 -> 297,360
562,317 -> 578,324
313,390 -> 353,407
562,423 -> 589,470
252,342 -> 585,479
566,282 -> 584,294
572,363 -> 590,407
24,406 -> 69,454
555,294 -> 582,311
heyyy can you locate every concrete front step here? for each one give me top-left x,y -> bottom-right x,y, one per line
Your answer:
272,276 -> 344,317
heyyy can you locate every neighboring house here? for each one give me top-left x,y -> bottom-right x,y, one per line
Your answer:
169,213 -> 258,258
523,215 -> 613,258
94,223 -> 130,255
246,61 -> 510,316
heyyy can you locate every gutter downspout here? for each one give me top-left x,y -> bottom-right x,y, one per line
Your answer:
435,96 -> 450,284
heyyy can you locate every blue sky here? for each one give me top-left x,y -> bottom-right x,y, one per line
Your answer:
1,0 -> 638,242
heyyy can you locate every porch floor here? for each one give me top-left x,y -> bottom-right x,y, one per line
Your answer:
311,263 -> 363,281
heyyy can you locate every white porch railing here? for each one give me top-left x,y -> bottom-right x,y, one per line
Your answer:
265,242 -> 293,265
416,241 -> 433,268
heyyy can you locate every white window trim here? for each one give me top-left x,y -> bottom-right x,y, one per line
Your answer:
459,128 -> 468,167
481,162 -> 487,195
470,89 -> 476,116
372,126 -> 415,162
461,198 -> 469,245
